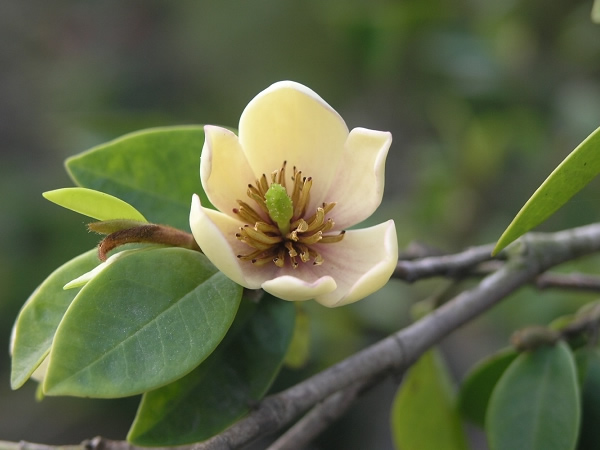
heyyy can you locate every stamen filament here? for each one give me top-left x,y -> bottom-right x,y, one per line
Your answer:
298,230 -> 322,245
239,226 -> 283,245
319,230 -> 346,243
293,177 -> 312,219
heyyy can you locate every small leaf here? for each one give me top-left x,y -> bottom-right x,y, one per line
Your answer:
593,0 -> 600,24
43,247 -> 242,398
284,304 -> 311,369
128,293 -> 295,446
391,349 -> 468,450
11,249 -> 101,389
458,348 -> 518,427
486,342 -> 580,450
575,347 -> 600,450
66,126 -> 212,230
493,126 -> 600,254
43,188 -> 147,222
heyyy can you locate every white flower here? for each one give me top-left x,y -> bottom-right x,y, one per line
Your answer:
190,81 -> 397,307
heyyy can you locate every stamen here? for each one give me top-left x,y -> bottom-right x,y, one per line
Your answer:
278,161 -> 287,187
234,200 -> 264,224
273,247 -> 286,267
247,187 -> 269,214
298,230 -> 322,245
252,254 -> 278,266
297,243 -> 310,263
290,168 -> 303,206
235,162 -> 345,269
306,207 -> 325,232
285,241 -> 297,257
319,230 -> 346,243
239,226 -> 283,245
255,222 -> 279,234
293,177 -> 312,219
237,248 -> 268,261
257,174 -> 270,197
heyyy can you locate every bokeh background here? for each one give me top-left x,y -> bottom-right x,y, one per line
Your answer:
2,0 -> 600,448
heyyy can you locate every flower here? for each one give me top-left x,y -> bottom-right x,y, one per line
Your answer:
189,81 -> 397,307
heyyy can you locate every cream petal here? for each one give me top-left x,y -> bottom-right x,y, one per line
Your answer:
262,275 -> 337,302
190,194 -> 286,289
326,128 -> 392,230
190,194 -> 256,288
201,125 -> 258,219
238,81 -> 349,212
312,220 -> 398,307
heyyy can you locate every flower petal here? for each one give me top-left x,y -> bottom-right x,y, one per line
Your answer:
262,275 -> 337,302
190,194 -> 254,288
326,128 -> 392,229
201,125 -> 258,219
238,81 -> 349,212
313,220 -> 398,307
190,194 -> 290,289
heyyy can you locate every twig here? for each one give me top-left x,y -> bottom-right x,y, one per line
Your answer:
535,272 -> 600,292
393,243 -> 498,282
266,380 -> 366,450
0,442 -> 84,450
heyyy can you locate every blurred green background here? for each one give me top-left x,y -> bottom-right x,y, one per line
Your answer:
2,0 -> 600,448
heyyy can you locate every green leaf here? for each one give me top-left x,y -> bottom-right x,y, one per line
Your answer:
493,126 -> 600,254
284,304 -> 311,369
43,247 -> 242,398
10,249 -> 101,390
486,342 -> 580,450
458,348 -> 518,427
575,347 -> 600,450
593,0 -> 600,24
128,293 -> 295,446
65,126 -> 212,231
43,187 -> 147,222
391,349 -> 469,450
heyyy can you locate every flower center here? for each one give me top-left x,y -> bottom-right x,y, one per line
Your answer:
233,161 -> 345,268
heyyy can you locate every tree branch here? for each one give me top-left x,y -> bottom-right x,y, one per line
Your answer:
266,379 -> 367,450
193,223 -> 600,449
393,243 -> 499,282
535,272 -> 600,292
7,223 -> 600,450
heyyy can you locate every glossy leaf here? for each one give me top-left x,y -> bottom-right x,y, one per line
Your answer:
128,293 -> 295,446
458,348 -> 518,427
10,249 -> 101,390
43,247 -> 242,398
391,349 -> 468,450
43,187 -> 147,222
576,347 -> 600,450
486,342 -> 580,450
494,125 -> 600,254
65,126 -> 212,230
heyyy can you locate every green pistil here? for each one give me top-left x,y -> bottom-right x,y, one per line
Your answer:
265,183 -> 293,235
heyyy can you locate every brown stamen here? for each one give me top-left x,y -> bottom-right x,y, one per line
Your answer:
235,162 -> 345,268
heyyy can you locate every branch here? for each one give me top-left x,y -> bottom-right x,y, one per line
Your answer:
8,223 -> 600,450
193,223 -> 600,449
535,272 -> 600,292
393,243 -> 499,282
266,379 -> 367,450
